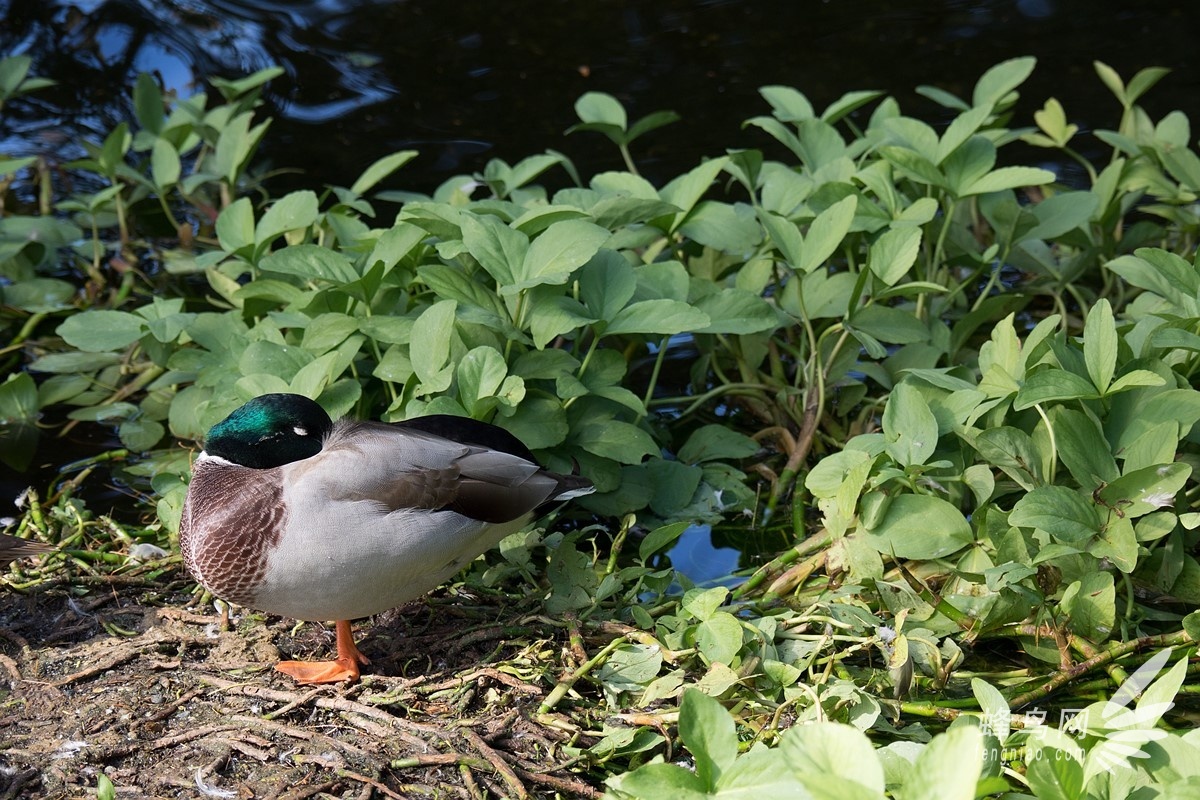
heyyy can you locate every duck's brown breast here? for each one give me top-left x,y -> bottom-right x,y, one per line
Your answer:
180,458 -> 287,606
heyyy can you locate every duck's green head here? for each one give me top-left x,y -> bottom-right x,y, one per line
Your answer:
204,393 -> 333,469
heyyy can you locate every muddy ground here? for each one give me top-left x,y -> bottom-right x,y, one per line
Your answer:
0,569 -> 608,799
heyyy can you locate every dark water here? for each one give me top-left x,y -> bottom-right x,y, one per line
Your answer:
2,0 -> 1198,195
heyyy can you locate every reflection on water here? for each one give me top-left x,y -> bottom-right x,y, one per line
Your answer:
2,0 -> 1196,192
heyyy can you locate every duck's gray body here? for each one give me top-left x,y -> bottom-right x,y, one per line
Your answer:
180,410 -> 591,622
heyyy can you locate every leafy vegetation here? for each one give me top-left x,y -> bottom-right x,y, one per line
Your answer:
2,54 -> 1199,796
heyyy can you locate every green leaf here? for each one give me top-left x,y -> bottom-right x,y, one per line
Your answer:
215,197 -> 255,253
259,244 -> 358,283
531,296 -> 597,349
905,726 -> 983,800
868,226 -> 922,286
349,150 -> 418,195
660,157 -> 730,222
150,138 -> 180,188
680,689 -> 738,789
255,190 -> 320,248
605,763 -> 709,800
778,723 -> 886,794
961,166 -> 1056,196
573,91 -> 627,130
460,213 -> 526,287
694,612 -> 744,666
573,420 -> 657,463
1098,463 -> 1192,518
797,195 -> 857,274
1025,747 -> 1084,800
0,373 -> 39,470
508,219 -> 609,293
1010,485 -> 1101,543
496,396 -> 568,449
882,383 -> 939,467
639,521 -> 690,562
57,310 -> 146,352
935,105 -> 993,164
865,494 -> 973,559
604,299 -> 709,336
1052,408 -> 1118,491
1083,299 -> 1117,394
678,425 -> 759,464
1061,572 -> 1115,640
410,300 -> 457,393
972,56 -> 1037,108
692,288 -> 777,335
1013,368 -> 1099,409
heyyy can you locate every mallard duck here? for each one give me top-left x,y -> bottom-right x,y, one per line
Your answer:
0,532 -> 53,562
180,393 -> 593,684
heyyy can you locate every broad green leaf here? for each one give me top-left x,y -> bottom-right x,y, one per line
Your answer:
661,156 -> 730,222
410,300 -> 456,392
1052,408 -> 1118,490
579,250 -> 637,321
972,56 -> 1036,108
1025,747 -> 1084,800
573,419 -> 657,463
57,310 -> 145,352
678,425 -> 759,464
935,105 -> 993,164
604,299 -> 709,336
1013,368 -> 1099,409
681,690 -> 734,786
1083,299 -> 1117,393
879,146 -> 945,188
1010,485 -> 1101,543
679,200 -> 761,255
528,295 -> 597,349
1024,191 -> 1098,240
150,139 -> 180,188
28,352 -> 123,373
605,763 -> 708,800
693,289 -> 777,334
573,91 -> 627,129
215,197 -> 255,253
259,244 -> 358,283
865,494 -> 973,559
461,213 -> 527,287
867,226 -> 922,286
0,373 -> 38,470
904,725 -> 983,800
132,72 -> 163,134
778,722 -> 885,793
760,85 -> 815,122
1098,463 -> 1191,518
694,612 -> 744,666
119,417 -> 165,452
797,195 -> 856,273
639,521 -> 690,561
496,396 -> 568,449
255,190 -> 319,248
883,383 -> 938,467
301,313 -> 359,354
349,150 -> 417,195
961,166 -> 1055,196
1061,572 -> 1115,640
509,219 -> 609,293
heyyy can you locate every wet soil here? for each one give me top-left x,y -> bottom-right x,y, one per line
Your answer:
0,570 -> 605,799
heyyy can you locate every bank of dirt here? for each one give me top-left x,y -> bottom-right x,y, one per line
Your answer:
0,571 -> 605,799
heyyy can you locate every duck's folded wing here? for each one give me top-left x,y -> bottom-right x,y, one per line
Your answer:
288,421 -> 561,523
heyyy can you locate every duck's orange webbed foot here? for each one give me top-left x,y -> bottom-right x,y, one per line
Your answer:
275,619 -> 370,684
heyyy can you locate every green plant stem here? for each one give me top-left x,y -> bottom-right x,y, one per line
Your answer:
1003,629 -> 1195,709
537,635 -> 627,716
732,527 -> 832,599
639,335 -> 670,418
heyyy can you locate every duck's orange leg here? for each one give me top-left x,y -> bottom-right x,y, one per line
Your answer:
275,619 -> 371,684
